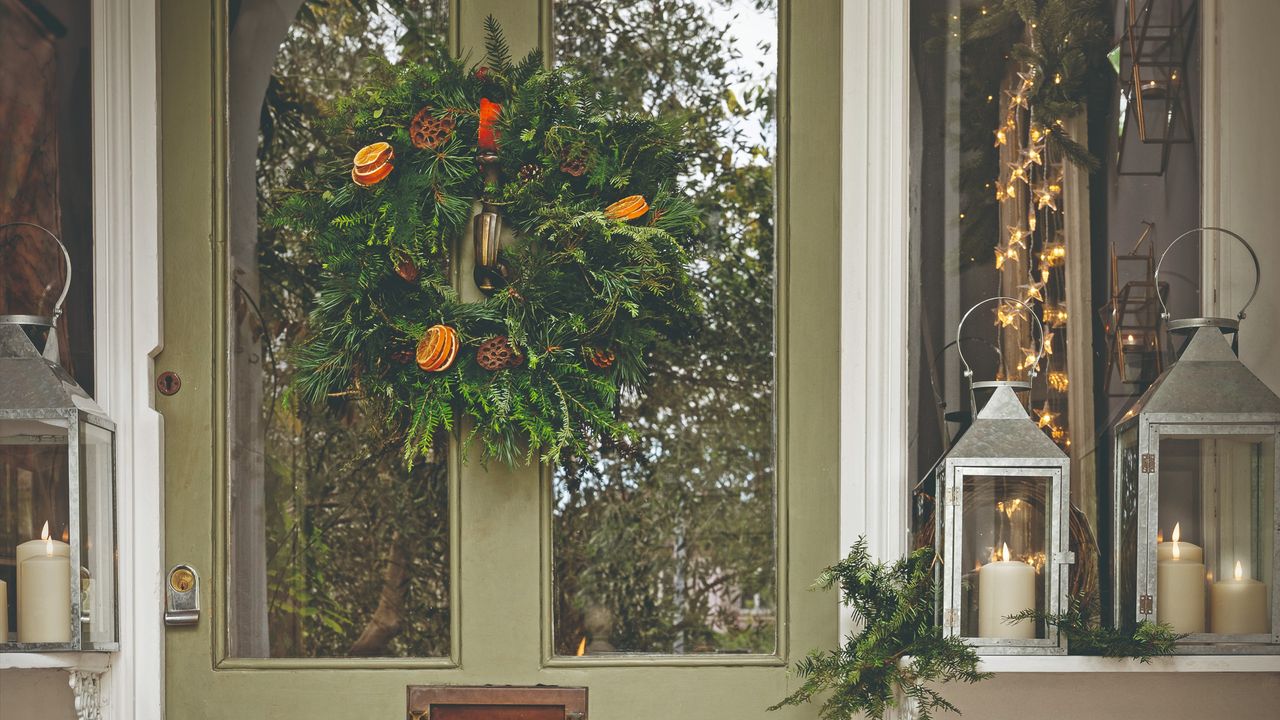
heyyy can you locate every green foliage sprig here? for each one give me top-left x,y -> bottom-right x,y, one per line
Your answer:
274,20 -> 702,466
775,540 -> 1184,719
962,0 -> 1111,169
770,539 -> 991,720
1008,599 -> 1182,661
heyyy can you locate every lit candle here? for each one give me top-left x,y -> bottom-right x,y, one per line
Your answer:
1210,561 -> 1269,635
978,542 -> 1036,639
17,523 -> 73,643
16,521 -> 71,595
1156,523 -> 1205,633
1156,522 -> 1203,562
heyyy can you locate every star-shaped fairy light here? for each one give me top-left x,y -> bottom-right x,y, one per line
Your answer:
1007,226 -> 1030,248
1022,145 -> 1043,166
995,246 -> 1007,270
1020,281 -> 1045,302
1017,68 -> 1038,91
1036,401 -> 1058,429
1043,330 -> 1055,356
994,127 -> 1008,147
1021,347 -> 1041,373
996,303 -> 1021,328
1049,370 -> 1068,392
1035,185 -> 1058,211
1027,210 -> 1038,232
1007,89 -> 1029,110
1008,163 -> 1029,185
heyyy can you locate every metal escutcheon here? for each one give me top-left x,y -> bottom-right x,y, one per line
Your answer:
165,564 -> 201,626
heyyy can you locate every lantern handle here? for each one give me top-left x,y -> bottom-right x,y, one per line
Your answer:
955,296 -> 1046,388
0,222 -> 72,325
1155,226 -> 1260,325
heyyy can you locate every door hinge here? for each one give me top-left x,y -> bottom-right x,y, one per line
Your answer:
944,608 -> 960,627
945,487 -> 959,506
1139,594 -> 1154,615
1141,453 -> 1156,474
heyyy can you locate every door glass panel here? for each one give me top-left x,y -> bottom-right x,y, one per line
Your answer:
551,0 -> 779,656
226,1 -> 450,659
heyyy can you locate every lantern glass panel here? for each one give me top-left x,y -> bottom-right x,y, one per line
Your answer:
0,417 -> 71,643
1116,422 -> 1141,629
960,475 -> 1051,640
1157,432 -> 1274,636
79,420 -> 116,647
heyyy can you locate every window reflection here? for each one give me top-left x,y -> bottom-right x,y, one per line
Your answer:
552,0 -> 779,656
227,0 -> 450,659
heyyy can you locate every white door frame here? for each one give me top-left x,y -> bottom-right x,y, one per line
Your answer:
93,0 -> 164,718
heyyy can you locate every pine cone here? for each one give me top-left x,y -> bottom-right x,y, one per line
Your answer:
518,163 -> 542,184
560,147 -> 589,177
586,347 -> 616,369
409,107 -> 456,150
395,257 -> 419,283
476,335 -> 525,371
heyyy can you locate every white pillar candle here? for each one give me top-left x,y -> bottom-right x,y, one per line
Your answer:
0,579 -> 8,641
1156,533 -> 1206,634
977,543 -> 1036,639
18,543 -> 72,643
16,521 -> 71,599
1210,561 -> 1269,635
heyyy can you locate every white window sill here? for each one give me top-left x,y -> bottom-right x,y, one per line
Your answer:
0,652 -> 111,673
978,655 -> 1280,673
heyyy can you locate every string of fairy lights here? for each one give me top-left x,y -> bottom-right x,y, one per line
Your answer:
992,64 -> 1071,450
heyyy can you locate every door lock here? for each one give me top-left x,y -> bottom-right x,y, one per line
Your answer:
165,564 -> 201,626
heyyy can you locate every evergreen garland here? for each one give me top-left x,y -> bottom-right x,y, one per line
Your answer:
770,539 -> 991,720
962,0 -> 1111,169
273,20 -> 702,466
772,539 -> 1181,719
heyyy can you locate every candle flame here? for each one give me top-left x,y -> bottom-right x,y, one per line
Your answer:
40,520 -> 50,541
1172,522 -> 1181,544
1002,543 -> 1011,563
1157,529 -> 1164,544
576,637 -> 587,656
1172,541 -> 1181,560
1235,560 -> 1244,582
1126,334 -> 1135,344
45,537 -> 53,557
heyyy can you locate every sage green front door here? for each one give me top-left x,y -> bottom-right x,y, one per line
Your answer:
159,1 -> 840,717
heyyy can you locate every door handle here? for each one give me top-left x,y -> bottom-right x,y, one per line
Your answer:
165,564 -> 201,626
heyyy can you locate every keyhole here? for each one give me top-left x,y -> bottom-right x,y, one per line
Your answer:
170,567 -> 195,593
157,371 -> 182,396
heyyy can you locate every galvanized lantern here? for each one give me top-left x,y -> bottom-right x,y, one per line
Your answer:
0,222 -> 117,651
1111,227 -> 1279,653
937,297 -> 1073,655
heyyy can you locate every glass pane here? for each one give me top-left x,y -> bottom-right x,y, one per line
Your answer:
227,1 -> 450,658
79,421 -> 115,647
551,0 -> 779,656
0,418 -> 70,643
1157,434 -> 1274,635
1115,422 -> 1140,628
0,1 -> 96,395
906,0 -> 1203,606
960,475 -> 1050,639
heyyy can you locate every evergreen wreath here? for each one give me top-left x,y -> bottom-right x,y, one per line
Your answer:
274,19 -> 702,466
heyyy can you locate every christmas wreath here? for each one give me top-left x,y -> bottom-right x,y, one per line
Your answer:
275,20 -> 701,466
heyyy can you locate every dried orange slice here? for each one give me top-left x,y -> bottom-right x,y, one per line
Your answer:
354,142 -> 393,170
416,325 -> 458,372
352,161 -> 393,187
604,195 -> 649,221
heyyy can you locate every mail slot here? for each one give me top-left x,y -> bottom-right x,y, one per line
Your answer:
407,686 -> 587,720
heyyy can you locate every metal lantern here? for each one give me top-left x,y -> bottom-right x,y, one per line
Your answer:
0,223 -> 117,652
1111,227 -> 1279,653
937,298 -> 1073,655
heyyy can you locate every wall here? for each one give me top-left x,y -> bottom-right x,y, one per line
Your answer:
0,670 -> 76,719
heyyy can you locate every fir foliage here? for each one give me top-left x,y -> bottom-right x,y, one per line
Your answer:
769,539 -> 991,720
1008,598 -> 1182,661
275,19 -> 702,466
961,0 -> 1111,169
